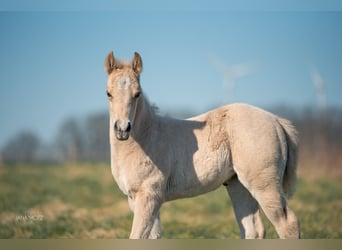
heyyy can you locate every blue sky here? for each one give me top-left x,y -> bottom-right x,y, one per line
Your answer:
0,6 -> 342,146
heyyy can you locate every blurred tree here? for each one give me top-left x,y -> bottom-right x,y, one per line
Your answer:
1,131 -> 40,165
56,118 -> 84,162
84,112 -> 110,162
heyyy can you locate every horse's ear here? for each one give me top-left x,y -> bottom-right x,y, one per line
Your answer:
104,51 -> 116,74
132,52 -> 143,75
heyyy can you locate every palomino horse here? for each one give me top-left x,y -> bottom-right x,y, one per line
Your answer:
104,51 -> 300,239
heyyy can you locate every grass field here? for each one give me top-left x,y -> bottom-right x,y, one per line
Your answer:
0,163 -> 341,239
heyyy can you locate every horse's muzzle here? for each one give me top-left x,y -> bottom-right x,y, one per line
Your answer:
114,120 -> 131,141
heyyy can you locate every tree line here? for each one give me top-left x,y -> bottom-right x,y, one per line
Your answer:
0,112 -> 110,165
1,106 -> 341,167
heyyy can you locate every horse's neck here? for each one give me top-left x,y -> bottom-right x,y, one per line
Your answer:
132,95 -> 158,139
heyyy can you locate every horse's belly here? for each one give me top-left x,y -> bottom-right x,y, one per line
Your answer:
165,153 -> 234,201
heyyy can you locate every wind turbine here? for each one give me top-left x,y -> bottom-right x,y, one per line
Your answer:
209,53 -> 255,104
311,67 -> 327,114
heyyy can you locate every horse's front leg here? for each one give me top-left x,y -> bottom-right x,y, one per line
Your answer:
129,192 -> 162,239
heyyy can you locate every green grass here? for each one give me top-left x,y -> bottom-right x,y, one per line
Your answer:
0,164 -> 341,238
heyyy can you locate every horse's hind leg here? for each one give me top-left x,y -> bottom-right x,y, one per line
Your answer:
240,177 -> 300,239
254,188 -> 300,239
225,176 -> 265,239
149,212 -> 161,239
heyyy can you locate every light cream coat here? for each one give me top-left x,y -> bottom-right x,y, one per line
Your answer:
104,51 -> 300,239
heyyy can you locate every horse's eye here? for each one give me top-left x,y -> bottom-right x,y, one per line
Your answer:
106,91 -> 112,98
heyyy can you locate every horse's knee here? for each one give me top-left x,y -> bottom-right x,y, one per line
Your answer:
254,210 -> 266,239
242,210 -> 265,239
129,192 -> 163,239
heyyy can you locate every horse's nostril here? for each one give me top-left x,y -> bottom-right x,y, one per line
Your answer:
114,121 -> 119,131
126,122 -> 131,133
114,120 -> 131,133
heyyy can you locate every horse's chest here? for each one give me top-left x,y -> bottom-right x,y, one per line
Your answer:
111,161 -> 129,195
110,150 -> 161,196
110,151 -> 138,195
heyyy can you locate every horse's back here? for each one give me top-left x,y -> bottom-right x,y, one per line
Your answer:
189,103 -> 289,162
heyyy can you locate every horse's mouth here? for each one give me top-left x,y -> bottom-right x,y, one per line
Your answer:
115,130 -> 130,141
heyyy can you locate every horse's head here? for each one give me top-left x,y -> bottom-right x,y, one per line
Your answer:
104,51 -> 143,141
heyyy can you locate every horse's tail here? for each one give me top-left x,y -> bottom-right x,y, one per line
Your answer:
278,118 -> 299,199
